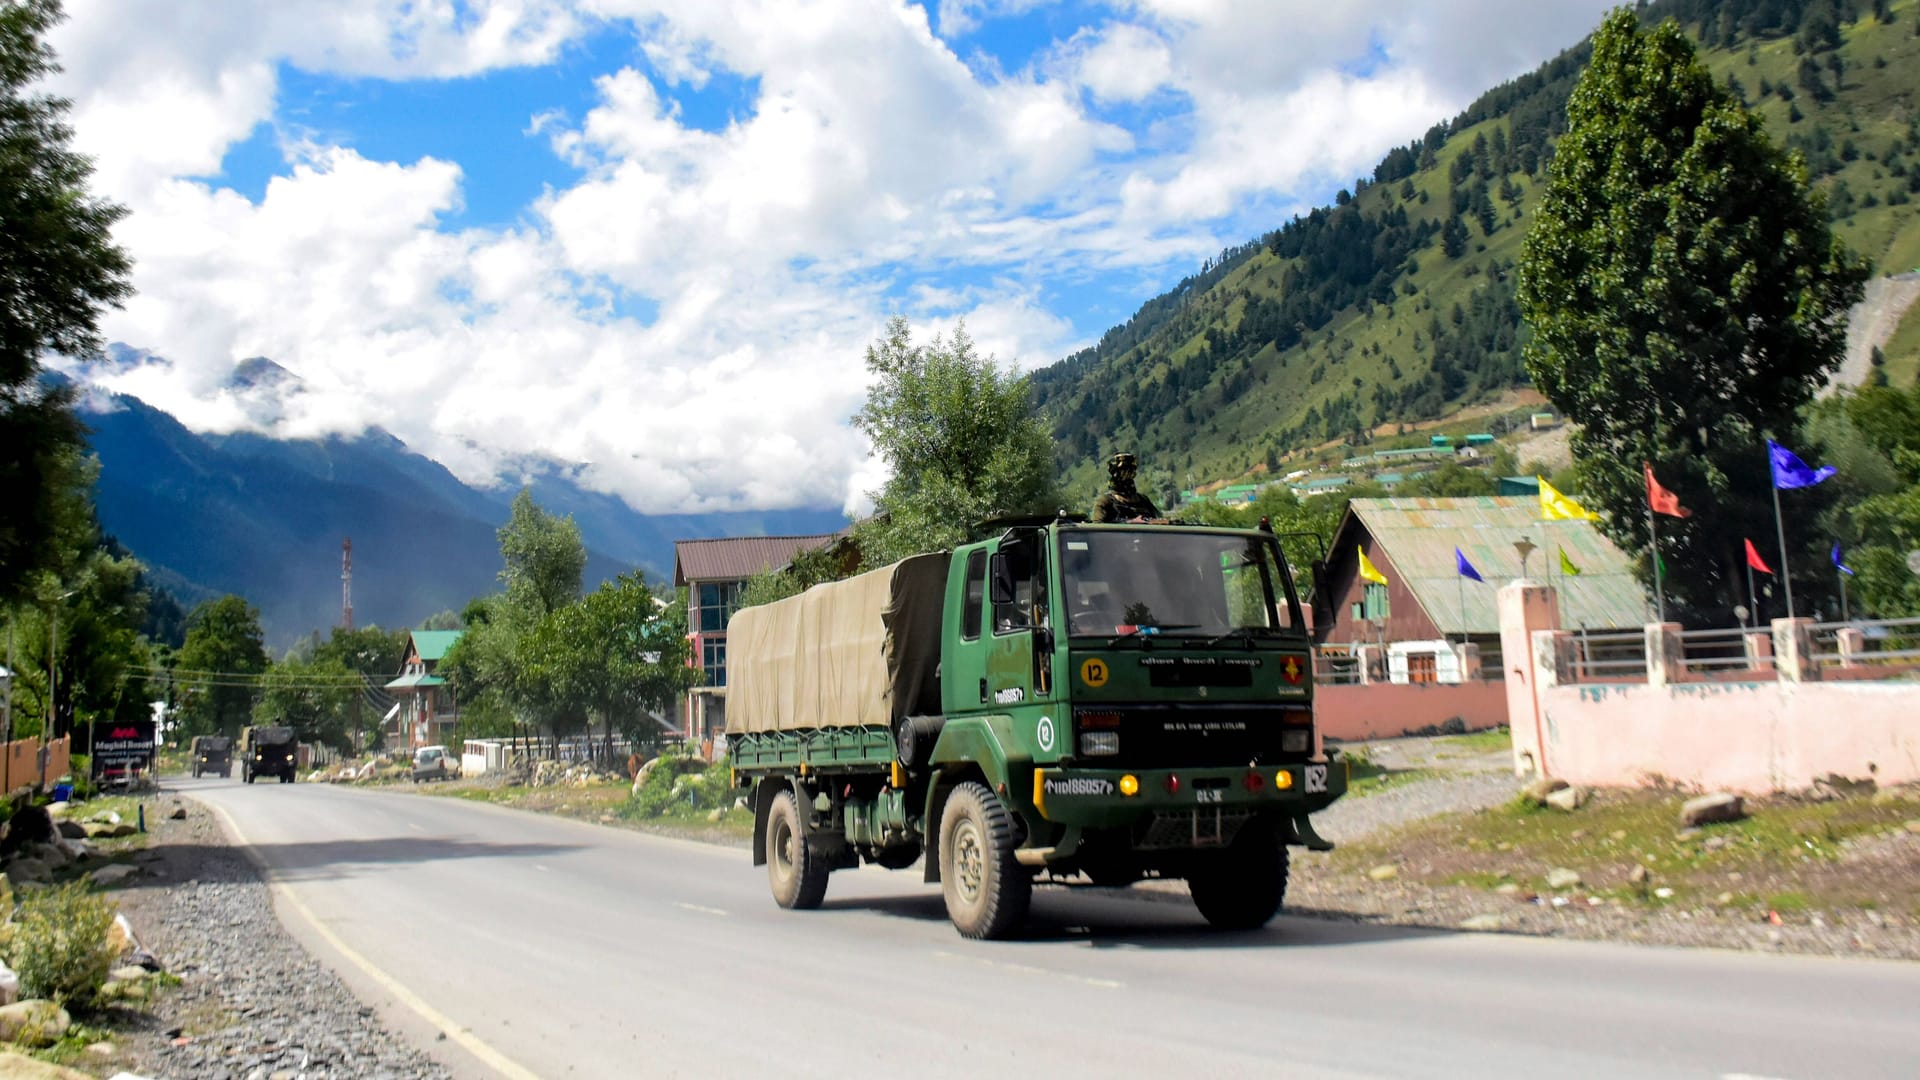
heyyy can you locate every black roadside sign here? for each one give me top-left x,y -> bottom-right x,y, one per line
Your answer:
94,718 -> 157,772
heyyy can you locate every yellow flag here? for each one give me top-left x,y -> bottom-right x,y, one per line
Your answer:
1559,545 -> 1582,576
1357,545 -> 1389,586
1539,477 -> 1597,521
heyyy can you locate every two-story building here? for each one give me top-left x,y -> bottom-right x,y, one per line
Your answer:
672,533 -> 839,750
383,629 -> 463,750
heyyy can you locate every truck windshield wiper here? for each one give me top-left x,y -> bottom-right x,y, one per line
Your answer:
1199,628 -> 1260,648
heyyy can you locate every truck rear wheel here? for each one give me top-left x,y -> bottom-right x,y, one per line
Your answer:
1188,832 -> 1289,931
767,789 -> 829,910
939,782 -> 1030,940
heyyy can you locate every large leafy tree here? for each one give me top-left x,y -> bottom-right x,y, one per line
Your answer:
852,317 -> 1061,566
442,492 -> 588,742
1517,8 -> 1866,619
0,0 -> 132,605
524,572 -> 695,753
497,488 -> 585,617
175,596 -> 268,738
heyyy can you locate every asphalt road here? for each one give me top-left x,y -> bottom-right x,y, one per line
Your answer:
174,775 -> 1920,1080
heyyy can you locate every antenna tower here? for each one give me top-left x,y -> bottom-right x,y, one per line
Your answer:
342,537 -> 354,631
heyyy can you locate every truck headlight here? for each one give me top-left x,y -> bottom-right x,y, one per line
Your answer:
1281,730 -> 1310,753
1079,731 -> 1120,756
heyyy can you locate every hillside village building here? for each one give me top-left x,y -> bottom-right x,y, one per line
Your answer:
1317,497 -> 1649,667
384,629 -> 463,750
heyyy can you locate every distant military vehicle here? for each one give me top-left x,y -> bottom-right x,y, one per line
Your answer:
240,726 -> 298,784
191,735 -> 233,778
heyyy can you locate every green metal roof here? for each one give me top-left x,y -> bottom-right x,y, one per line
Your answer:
384,672 -> 446,689
410,630 -> 464,662
1339,496 -> 1651,634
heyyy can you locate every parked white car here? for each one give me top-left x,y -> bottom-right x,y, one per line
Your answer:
411,745 -> 459,783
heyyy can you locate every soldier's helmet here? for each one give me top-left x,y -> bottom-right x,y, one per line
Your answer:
1107,452 -> 1138,479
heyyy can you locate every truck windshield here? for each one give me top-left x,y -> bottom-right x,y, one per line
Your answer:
1057,529 -> 1300,638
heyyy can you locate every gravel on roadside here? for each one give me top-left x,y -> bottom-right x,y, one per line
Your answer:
103,794 -> 454,1080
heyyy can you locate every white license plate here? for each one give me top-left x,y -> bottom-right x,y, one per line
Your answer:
1196,788 -> 1222,804
1305,764 -> 1328,794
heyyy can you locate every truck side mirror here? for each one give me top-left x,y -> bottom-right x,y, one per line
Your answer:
989,553 -> 1016,604
1310,559 -> 1333,632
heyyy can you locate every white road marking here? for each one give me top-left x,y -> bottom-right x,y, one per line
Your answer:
533,863 -> 551,872
933,949 -> 1125,990
676,902 -> 730,917
204,799 -> 540,1080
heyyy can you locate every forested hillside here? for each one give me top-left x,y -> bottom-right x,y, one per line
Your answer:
1032,0 -> 1920,503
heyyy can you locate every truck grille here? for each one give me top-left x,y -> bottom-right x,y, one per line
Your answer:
1073,704 -> 1309,768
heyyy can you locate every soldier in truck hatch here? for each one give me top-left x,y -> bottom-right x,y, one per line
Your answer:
1092,452 -> 1161,523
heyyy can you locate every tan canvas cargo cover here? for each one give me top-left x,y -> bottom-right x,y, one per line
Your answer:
727,552 -> 950,733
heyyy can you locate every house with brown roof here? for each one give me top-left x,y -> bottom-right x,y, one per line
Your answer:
672,533 -> 841,747
1320,497 -> 1650,654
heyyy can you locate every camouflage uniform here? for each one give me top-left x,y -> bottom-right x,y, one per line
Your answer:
1092,453 -> 1161,522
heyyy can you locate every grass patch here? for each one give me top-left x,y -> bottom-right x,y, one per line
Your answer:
1336,787 -> 1920,914
1432,726 -> 1511,753
1342,748 -> 1427,798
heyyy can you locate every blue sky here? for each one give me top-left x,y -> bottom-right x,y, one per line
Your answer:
47,0 -> 1615,515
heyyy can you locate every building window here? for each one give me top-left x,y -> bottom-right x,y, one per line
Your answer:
698,581 -> 743,633
702,637 -> 727,687
1362,582 -> 1390,621
1407,652 -> 1438,684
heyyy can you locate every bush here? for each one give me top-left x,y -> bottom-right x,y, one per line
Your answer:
7,882 -> 117,1010
623,754 -> 733,819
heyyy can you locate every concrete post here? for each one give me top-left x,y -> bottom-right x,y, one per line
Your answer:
1772,618 -> 1819,683
1454,642 -> 1483,683
1836,627 -> 1866,668
1498,581 -> 1561,780
1356,644 -> 1385,685
1743,631 -> 1774,676
1645,623 -> 1686,688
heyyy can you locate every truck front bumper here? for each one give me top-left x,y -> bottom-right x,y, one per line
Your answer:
1029,759 -> 1346,834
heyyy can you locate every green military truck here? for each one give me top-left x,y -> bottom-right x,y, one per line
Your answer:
726,516 -> 1346,939
240,725 -> 299,783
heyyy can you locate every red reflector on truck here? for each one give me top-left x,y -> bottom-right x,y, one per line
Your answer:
1165,774 -> 1181,794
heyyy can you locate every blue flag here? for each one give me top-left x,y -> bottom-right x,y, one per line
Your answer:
1768,440 -> 1836,489
1832,542 -> 1855,577
1454,547 -> 1484,583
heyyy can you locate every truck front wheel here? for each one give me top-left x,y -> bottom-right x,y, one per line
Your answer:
1188,831 -> 1290,931
767,789 -> 829,910
939,782 -> 1031,940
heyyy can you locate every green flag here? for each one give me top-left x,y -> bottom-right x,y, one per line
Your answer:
1559,546 -> 1582,577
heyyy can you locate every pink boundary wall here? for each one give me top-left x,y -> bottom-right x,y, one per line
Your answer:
1499,581 -> 1920,794
1316,682 -> 1508,742
1529,680 -> 1920,793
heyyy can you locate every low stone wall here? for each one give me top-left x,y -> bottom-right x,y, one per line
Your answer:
1316,681 -> 1508,742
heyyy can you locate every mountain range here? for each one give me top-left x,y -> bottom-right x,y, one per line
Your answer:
76,376 -> 847,649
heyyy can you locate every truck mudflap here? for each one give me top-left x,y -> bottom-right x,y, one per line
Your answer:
1029,759 -> 1347,837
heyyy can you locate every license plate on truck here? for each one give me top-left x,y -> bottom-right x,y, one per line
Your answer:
1305,764 -> 1328,793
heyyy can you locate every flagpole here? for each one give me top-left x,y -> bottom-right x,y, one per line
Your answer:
1839,567 -> 1850,623
1746,558 -> 1758,627
1456,572 -> 1466,647
1771,455 -> 1796,620
1648,500 -> 1666,623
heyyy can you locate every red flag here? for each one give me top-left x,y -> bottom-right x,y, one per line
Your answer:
1644,463 -> 1691,518
1745,538 -> 1773,575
